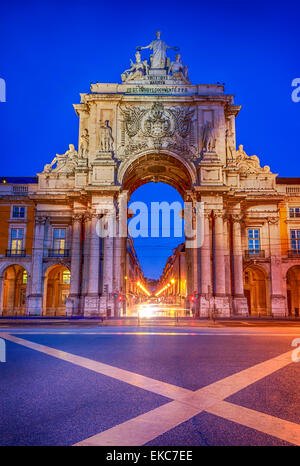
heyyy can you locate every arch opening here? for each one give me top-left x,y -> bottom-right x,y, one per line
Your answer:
121,152 -> 194,198
2,265 -> 28,316
43,264 -> 70,316
243,265 -> 269,315
286,266 -> 300,317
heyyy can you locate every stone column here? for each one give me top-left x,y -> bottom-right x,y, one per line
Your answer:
101,213 -> 114,317
66,214 -> 82,316
84,213 -> 100,316
28,216 -> 46,315
268,217 -> 287,317
81,214 -> 91,297
214,210 -> 230,316
232,215 -> 248,315
199,211 -> 212,316
214,211 -> 226,296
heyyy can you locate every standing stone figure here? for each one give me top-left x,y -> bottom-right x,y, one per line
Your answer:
202,122 -> 216,152
79,128 -> 89,158
100,120 -> 114,152
225,129 -> 235,163
137,30 -> 179,69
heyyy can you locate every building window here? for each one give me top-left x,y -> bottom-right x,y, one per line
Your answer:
10,228 -> 24,254
62,270 -> 71,285
289,207 -> 300,218
53,228 -> 66,254
12,206 -> 25,218
291,230 -> 300,251
248,229 -> 260,253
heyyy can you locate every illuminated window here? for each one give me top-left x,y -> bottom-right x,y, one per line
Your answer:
53,228 -> 66,254
248,229 -> 260,253
12,206 -> 25,218
289,207 -> 300,218
62,270 -> 71,285
10,228 -> 24,254
291,230 -> 300,251
22,270 -> 28,284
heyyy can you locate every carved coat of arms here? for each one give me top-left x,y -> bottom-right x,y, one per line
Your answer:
120,103 -> 195,159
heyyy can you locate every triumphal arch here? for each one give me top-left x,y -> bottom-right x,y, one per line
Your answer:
34,31 -> 286,318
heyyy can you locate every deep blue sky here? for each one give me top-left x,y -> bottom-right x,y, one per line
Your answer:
1,0 -> 299,278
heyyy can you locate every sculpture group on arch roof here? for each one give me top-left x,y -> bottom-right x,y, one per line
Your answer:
121,31 -> 190,84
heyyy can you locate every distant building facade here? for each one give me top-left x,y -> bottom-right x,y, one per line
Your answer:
0,32 -> 300,317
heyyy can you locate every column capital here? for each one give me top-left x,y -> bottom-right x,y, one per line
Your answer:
232,213 -> 244,224
267,216 -> 279,225
204,210 -> 212,220
72,213 -> 83,223
214,210 -> 225,219
35,216 -> 47,226
83,213 -> 92,223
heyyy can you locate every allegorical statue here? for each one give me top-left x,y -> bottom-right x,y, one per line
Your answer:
79,128 -> 89,158
202,122 -> 216,152
121,51 -> 149,82
169,53 -> 190,83
100,120 -> 114,152
136,30 -> 179,69
43,144 -> 78,174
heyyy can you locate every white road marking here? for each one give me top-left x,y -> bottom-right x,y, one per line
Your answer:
1,331 -> 299,446
207,401 -> 300,446
0,333 -> 190,400
75,348 -> 296,446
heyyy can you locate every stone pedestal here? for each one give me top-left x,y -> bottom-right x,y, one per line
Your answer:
198,152 -> 223,186
199,296 -> 210,317
271,295 -> 287,317
233,296 -> 249,315
83,295 -> 100,317
66,296 -> 80,317
27,295 -> 43,316
91,152 -> 116,185
214,296 -> 231,317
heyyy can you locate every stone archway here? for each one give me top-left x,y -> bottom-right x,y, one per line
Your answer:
243,265 -> 269,315
118,151 -> 196,313
286,266 -> 300,316
1,265 -> 28,316
43,264 -> 70,316
120,151 -> 196,198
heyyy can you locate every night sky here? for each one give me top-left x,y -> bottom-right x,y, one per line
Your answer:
1,0 -> 299,278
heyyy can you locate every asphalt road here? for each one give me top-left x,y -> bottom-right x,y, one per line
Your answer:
1,323 -> 300,446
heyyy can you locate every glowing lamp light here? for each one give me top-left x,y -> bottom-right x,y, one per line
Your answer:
137,281 -> 151,296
